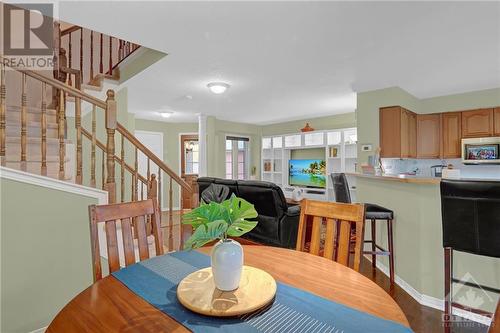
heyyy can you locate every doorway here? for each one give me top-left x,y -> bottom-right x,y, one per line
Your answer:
180,134 -> 199,209
134,130 -> 164,209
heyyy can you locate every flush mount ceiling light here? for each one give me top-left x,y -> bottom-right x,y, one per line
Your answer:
207,82 -> 230,94
159,111 -> 173,118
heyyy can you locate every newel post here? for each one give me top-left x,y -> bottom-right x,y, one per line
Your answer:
105,89 -> 117,203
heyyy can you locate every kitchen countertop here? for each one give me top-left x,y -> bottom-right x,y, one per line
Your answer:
346,172 -> 441,185
347,173 -> 500,184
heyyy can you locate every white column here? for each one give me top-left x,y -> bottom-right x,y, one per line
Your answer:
198,114 -> 208,177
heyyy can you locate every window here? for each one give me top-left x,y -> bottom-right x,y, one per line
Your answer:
184,139 -> 199,174
225,136 -> 250,180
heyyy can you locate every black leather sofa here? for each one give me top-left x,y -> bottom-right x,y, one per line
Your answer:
197,177 -> 300,248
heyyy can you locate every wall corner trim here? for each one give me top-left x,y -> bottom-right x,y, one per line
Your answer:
0,167 -> 108,205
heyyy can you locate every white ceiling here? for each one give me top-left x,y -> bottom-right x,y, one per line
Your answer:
59,1 -> 500,124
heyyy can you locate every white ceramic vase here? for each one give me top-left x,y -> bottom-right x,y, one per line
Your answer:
211,239 -> 243,291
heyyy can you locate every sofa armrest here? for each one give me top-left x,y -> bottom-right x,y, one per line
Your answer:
286,204 -> 301,217
279,205 -> 301,248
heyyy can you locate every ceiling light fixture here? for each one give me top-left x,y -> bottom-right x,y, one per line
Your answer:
207,82 -> 230,94
159,111 -> 173,118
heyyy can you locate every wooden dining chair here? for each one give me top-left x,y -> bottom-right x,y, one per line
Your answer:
89,198 -> 164,281
490,300 -> 500,333
296,199 -> 365,271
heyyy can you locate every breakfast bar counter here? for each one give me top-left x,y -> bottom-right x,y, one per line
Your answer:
349,173 -> 500,316
346,172 -> 441,185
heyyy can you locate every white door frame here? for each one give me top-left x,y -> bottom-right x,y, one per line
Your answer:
134,130 -> 165,210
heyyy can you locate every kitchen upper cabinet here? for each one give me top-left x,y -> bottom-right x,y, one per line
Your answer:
462,108 -> 494,138
494,107 -> 500,136
441,112 -> 462,158
417,114 -> 441,158
380,106 -> 417,158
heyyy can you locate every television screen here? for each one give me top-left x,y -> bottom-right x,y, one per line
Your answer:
289,159 -> 326,188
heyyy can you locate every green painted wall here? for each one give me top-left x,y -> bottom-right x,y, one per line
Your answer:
290,148 -> 325,160
261,112 -> 356,136
119,48 -> 167,84
134,119 -> 198,208
1,178 -> 98,333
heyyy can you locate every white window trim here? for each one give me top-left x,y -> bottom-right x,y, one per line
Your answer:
225,134 -> 251,180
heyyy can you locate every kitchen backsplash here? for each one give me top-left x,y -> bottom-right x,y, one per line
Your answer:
381,158 -> 500,179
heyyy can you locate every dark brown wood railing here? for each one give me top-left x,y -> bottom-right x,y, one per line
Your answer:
1,59 -> 197,249
60,24 -> 140,87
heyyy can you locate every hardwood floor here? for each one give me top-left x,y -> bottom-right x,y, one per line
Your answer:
159,210 -> 490,333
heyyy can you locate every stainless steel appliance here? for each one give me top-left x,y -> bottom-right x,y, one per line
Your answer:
462,137 -> 500,165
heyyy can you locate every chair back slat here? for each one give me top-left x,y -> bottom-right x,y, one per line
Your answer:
120,217 -> 136,266
296,199 -> 365,271
323,218 -> 336,260
336,220 -> 352,267
89,199 -> 163,281
94,200 -> 155,222
309,216 -> 322,256
135,215 -> 150,261
105,220 -> 120,273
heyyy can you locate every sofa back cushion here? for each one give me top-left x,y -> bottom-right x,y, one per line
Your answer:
236,180 -> 287,218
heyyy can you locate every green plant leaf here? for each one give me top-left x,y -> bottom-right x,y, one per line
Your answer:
182,201 -> 227,229
183,220 -> 228,250
227,220 -> 258,237
221,195 -> 258,226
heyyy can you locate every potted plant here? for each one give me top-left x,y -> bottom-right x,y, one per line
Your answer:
182,195 -> 258,291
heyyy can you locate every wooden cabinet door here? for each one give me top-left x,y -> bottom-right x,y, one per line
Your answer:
417,114 -> 441,158
462,108 -> 494,138
408,111 -> 417,158
494,107 -> 500,136
441,112 -> 462,158
380,106 -> 402,158
401,109 -> 416,158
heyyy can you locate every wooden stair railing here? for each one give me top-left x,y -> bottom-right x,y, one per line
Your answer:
60,24 -> 140,87
1,60 -> 196,251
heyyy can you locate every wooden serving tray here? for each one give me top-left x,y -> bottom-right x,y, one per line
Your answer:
177,265 -> 277,317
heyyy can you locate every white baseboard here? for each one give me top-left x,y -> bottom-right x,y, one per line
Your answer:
365,255 -> 493,326
28,327 -> 47,333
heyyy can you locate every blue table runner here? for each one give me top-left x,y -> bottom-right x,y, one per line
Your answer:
112,251 -> 413,333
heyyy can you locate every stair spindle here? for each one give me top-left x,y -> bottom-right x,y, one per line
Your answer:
75,91 -> 82,185
134,147 -> 138,200
90,31 -> 94,82
121,135 -> 125,202
105,90 -> 117,203
158,167 -> 162,213
90,106 -> 96,187
119,40 -> 123,60
147,156 -> 150,183
68,33 -> 72,86
99,33 -> 103,74
20,73 -> 27,171
41,83 -> 47,176
168,176 -> 173,252
58,85 -> 65,179
79,28 -> 83,83
0,62 -> 5,166
101,150 -> 105,190
108,36 -> 113,75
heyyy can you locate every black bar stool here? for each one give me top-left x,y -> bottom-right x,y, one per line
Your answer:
440,179 -> 500,327
331,173 -> 395,284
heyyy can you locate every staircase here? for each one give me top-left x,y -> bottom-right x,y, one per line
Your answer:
0,23 -> 196,251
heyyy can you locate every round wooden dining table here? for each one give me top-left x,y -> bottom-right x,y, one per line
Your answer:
47,245 -> 410,332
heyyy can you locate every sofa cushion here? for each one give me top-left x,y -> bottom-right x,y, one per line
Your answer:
236,180 -> 287,218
